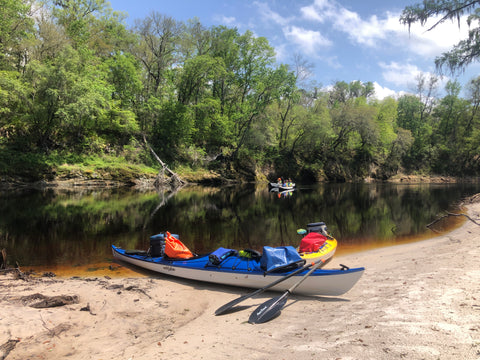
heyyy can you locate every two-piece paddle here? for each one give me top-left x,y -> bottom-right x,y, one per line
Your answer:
248,258 -> 325,324
214,257 -> 326,316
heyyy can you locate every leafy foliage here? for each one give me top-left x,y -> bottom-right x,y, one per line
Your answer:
2,0 -> 480,182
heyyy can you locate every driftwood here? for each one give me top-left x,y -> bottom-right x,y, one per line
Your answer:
426,212 -> 480,229
39,317 -> 71,338
0,339 -> 19,360
142,135 -> 186,188
80,303 -> 96,315
0,249 -> 29,281
20,293 -> 79,308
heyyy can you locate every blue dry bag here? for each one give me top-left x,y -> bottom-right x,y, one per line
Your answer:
208,247 -> 237,266
260,246 -> 303,273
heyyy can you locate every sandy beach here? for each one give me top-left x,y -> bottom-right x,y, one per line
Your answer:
1,203 -> 480,360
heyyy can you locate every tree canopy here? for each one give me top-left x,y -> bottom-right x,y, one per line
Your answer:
2,0 -> 480,183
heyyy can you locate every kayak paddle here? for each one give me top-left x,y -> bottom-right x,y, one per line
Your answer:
248,258 -> 325,324
215,258 -> 325,316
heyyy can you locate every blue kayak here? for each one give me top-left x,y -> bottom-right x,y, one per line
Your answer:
112,245 -> 364,296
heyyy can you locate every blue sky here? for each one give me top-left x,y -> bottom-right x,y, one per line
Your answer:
108,0 -> 480,99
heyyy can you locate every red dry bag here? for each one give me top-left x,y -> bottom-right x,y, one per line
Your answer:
299,232 -> 327,253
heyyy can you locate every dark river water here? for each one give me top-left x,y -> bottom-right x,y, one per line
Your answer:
1,182 -> 479,276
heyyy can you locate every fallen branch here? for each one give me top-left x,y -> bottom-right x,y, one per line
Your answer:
40,314 -> 71,338
426,212 -> 480,229
21,293 -> 79,308
0,339 -> 19,360
142,135 -> 187,187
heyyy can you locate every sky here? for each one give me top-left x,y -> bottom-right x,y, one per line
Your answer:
107,0 -> 480,100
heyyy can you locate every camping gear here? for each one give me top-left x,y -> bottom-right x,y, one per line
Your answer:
298,238 -> 337,263
260,246 -> 304,273
164,231 -> 194,259
297,221 -> 337,263
299,232 -> 327,253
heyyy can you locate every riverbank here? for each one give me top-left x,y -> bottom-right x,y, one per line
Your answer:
2,160 -> 479,191
1,201 -> 479,359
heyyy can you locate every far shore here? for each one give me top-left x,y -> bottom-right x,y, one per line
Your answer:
2,173 -> 480,192
1,198 -> 480,359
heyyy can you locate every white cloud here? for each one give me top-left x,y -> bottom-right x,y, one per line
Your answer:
283,26 -> 332,54
335,10 -> 388,46
300,0 -> 468,56
254,1 -> 291,26
300,0 -> 335,22
300,0 -> 388,47
397,16 -> 469,58
379,61 -> 449,91
323,55 -> 342,69
373,82 -> 402,100
216,15 -> 237,26
379,61 -> 423,87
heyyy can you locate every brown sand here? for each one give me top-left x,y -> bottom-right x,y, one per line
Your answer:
1,204 -> 479,360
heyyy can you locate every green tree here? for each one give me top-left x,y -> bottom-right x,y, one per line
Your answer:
22,45 -> 132,152
51,0 -> 104,48
0,0 -> 34,71
0,70 -> 31,144
437,77 -> 480,174
105,52 -> 143,108
382,128 -> 414,178
134,12 -> 182,97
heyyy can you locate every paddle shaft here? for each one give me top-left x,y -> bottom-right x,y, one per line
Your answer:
214,257 -> 326,316
285,257 -> 324,294
248,258 -> 326,324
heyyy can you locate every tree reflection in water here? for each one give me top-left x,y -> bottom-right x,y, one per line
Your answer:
0,182 -> 478,269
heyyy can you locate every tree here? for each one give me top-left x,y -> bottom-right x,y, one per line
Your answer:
0,70 -> 31,144
371,97 -> 398,173
328,80 -> 375,107
400,0 -> 480,74
31,10 -> 69,63
22,45 -> 131,152
51,0 -> 104,48
134,12 -> 182,96
0,0 -> 34,71
382,128 -> 414,178
105,52 -> 143,108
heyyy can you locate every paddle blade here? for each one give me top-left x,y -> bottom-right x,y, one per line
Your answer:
215,294 -> 251,316
248,292 -> 289,324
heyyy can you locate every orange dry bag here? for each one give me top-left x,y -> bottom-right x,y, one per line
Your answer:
164,231 -> 194,259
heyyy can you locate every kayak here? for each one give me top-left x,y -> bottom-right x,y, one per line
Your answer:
112,245 -> 364,296
299,238 -> 337,264
269,182 -> 295,190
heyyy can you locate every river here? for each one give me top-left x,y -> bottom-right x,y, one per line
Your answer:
1,182 -> 478,276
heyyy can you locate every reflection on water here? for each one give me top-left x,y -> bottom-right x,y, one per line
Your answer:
0,182 -> 479,274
